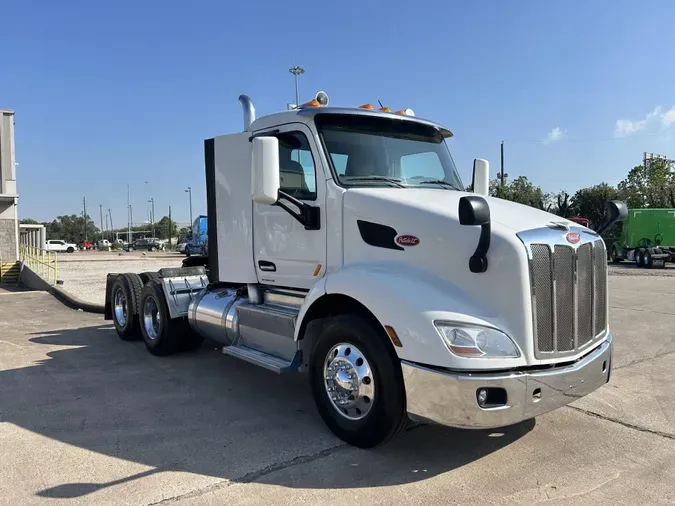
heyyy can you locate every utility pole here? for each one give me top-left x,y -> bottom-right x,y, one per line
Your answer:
127,184 -> 131,244
185,187 -> 193,227
148,198 -> 155,238
108,208 -> 113,241
83,197 -> 88,241
500,141 -> 505,187
99,204 -> 104,243
289,65 -> 305,107
168,205 -> 173,248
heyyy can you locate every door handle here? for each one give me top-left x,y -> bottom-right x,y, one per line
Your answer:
258,260 -> 276,272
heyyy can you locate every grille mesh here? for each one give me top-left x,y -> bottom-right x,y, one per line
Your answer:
594,240 -> 607,335
577,243 -> 594,346
529,238 -> 607,357
531,245 -> 553,352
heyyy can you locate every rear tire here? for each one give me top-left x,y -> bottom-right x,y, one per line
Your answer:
139,279 -> 183,356
111,274 -> 142,340
637,248 -> 645,267
646,248 -> 654,269
309,314 -> 407,448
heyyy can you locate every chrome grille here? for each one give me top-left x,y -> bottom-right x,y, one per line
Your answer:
524,231 -> 608,359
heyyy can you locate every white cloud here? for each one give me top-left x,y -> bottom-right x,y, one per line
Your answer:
544,127 -> 566,144
614,105 -> 675,137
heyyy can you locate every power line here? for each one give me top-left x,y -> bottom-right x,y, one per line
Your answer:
502,130 -> 675,145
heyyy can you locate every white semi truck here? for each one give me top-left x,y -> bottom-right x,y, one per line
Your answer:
104,93 -> 627,448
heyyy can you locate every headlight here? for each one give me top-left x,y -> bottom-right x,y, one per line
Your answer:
434,322 -> 520,358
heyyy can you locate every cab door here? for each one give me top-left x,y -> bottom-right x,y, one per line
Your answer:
252,123 -> 327,290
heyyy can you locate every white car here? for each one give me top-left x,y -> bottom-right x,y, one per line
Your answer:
45,239 -> 77,253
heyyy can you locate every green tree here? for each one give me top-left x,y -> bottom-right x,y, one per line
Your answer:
490,176 -> 551,210
45,214 -> 99,244
569,183 -> 619,230
617,158 -> 675,208
20,218 -> 39,225
154,216 -> 178,240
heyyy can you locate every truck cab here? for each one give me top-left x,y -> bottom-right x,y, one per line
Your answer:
105,93 -> 626,448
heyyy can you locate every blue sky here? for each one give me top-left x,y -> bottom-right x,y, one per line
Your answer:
3,0 -> 675,225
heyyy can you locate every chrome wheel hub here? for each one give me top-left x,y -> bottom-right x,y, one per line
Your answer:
143,297 -> 161,340
113,288 -> 127,327
324,343 -> 375,421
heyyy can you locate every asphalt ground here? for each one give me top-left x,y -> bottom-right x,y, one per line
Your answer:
0,275 -> 673,505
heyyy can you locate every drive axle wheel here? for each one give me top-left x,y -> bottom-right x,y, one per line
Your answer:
309,314 -> 407,448
111,274 -> 142,340
139,279 -> 182,356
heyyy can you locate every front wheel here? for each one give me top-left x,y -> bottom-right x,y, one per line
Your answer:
67,247 -> 75,253
309,314 -> 407,448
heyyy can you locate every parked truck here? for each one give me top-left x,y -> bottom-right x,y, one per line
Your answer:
104,92 -> 627,448
610,208 -> 675,267
185,215 -> 208,256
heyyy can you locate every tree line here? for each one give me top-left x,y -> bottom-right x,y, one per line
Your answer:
489,157 -> 674,238
20,215 -> 188,245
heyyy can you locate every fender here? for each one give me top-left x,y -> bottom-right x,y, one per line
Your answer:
295,262 -> 527,370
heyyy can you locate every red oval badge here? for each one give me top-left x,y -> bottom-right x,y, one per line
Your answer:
396,235 -> 420,247
566,232 -> 581,244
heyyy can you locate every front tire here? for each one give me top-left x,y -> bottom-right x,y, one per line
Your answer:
309,314 -> 407,448
139,279 -> 184,356
67,247 -> 75,253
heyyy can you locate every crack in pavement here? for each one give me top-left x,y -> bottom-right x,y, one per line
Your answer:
610,305 -> 675,317
568,405 -> 675,441
614,349 -> 675,371
143,442 -> 347,506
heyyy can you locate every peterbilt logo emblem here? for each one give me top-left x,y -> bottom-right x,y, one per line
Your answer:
395,235 -> 420,247
566,232 -> 581,244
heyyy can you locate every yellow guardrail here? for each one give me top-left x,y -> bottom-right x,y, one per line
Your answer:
20,245 -> 58,286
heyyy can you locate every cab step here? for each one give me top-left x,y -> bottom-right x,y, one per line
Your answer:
222,345 -> 301,374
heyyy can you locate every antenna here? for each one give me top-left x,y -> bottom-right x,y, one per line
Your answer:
378,100 -> 384,108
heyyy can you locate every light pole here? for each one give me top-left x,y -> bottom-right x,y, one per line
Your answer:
289,65 -> 305,107
185,187 -> 193,228
148,198 -> 155,238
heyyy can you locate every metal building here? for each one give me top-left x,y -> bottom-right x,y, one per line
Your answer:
0,109 -> 19,262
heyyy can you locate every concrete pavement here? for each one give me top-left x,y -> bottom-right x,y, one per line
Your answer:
0,277 -> 674,505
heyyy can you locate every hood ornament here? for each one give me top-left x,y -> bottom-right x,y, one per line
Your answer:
547,221 -> 571,232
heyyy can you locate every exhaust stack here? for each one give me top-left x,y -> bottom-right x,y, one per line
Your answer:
238,94 -> 256,130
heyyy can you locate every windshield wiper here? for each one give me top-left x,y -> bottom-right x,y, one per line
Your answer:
410,179 -> 459,190
342,176 -> 406,188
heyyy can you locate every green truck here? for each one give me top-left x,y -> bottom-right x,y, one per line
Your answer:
611,208 -> 675,267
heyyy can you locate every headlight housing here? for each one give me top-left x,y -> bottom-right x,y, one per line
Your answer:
434,322 -> 520,358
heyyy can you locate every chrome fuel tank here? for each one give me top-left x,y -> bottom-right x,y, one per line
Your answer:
188,287 -> 248,345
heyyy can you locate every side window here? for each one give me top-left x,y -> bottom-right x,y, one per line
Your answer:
400,151 -> 445,181
277,132 -> 317,201
330,153 -> 349,176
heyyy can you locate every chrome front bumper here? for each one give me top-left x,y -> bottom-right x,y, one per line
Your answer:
401,334 -> 612,429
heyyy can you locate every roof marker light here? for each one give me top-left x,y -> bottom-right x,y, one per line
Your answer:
359,104 -> 374,109
379,106 -> 391,112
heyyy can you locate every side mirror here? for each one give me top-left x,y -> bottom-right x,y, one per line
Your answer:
595,200 -> 628,235
471,159 -> 490,197
459,195 -> 490,226
251,136 -> 280,205
459,196 -> 491,273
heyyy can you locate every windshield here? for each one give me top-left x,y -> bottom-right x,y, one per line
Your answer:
315,114 -> 463,190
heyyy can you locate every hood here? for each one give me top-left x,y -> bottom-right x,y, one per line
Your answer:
340,187 -> 580,366
345,187 -> 577,233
